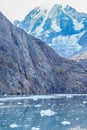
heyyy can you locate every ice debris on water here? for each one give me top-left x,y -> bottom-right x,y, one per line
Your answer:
61,121 -> 71,125
31,127 -> 40,130
40,109 -> 56,117
71,126 -> 87,130
10,123 -> 18,128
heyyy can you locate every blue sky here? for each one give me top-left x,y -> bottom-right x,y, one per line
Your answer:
0,0 -> 87,22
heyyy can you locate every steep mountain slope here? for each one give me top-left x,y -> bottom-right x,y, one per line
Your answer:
78,31 -> 87,47
72,30 -> 87,61
0,12 -> 87,95
14,4 -> 87,58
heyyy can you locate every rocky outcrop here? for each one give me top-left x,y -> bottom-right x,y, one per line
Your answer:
0,12 -> 87,95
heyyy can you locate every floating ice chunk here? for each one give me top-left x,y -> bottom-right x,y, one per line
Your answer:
75,117 -> 79,121
0,103 -> 4,105
10,123 -> 18,128
24,124 -> 29,127
61,121 -> 71,125
40,109 -> 56,117
66,95 -> 73,98
31,127 -> 40,130
35,104 -> 41,107
83,101 -> 87,104
18,102 -> 22,105
4,94 -> 7,96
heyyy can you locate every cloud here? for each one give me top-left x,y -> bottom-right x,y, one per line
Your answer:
0,0 -> 87,22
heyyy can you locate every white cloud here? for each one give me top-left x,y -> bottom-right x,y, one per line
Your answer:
0,0 -> 87,22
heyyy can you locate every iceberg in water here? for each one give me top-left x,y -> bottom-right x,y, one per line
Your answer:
40,109 -> 56,117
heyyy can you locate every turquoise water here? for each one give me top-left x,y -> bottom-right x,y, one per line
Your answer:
0,95 -> 87,130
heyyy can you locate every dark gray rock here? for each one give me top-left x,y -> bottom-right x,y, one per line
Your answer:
0,12 -> 87,95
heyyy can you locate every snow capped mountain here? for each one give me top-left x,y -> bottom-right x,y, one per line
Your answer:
14,4 -> 87,58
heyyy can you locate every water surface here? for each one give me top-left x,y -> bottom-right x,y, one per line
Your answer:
0,94 -> 87,130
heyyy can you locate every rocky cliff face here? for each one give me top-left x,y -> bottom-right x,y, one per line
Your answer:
0,12 -> 87,95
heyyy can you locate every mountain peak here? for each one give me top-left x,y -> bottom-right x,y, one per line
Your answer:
14,5 -> 87,57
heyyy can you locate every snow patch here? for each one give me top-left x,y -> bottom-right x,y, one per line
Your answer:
52,20 -> 61,32
62,6 -> 84,31
35,9 -> 51,36
52,31 -> 85,57
35,27 -> 43,36
40,109 -> 56,117
45,30 -> 50,37
73,19 -> 84,31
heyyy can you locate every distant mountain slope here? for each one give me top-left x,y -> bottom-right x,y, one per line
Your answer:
14,4 -> 87,58
0,12 -> 87,95
72,50 -> 87,61
72,30 -> 87,61
78,31 -> 87,47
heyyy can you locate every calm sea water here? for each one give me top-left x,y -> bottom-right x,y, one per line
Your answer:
0,94 -> 87,130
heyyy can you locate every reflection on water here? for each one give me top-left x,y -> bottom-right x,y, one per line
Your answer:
0,95 -> 87,130
72,126 -> 87,130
